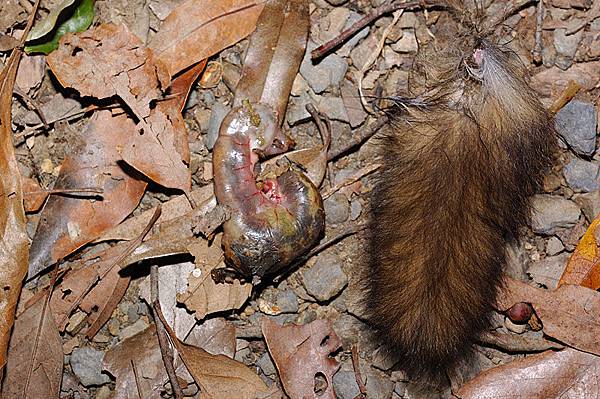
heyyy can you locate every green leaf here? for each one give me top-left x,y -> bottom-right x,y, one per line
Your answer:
25,0 -> 95,55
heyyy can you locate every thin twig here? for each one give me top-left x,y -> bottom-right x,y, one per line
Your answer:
24,187 -> 104,197
548,80 -> 581,114
531,0 -> 544,64
311,0 -> 442,60
322,163 -> 381,199
151,293 -> 184,399
351,344 -> 367,398
13,86 -> 48,128
131,359 -> 145,399
327,116 -> 387,161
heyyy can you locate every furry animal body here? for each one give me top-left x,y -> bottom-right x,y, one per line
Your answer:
366,6 -> 556,380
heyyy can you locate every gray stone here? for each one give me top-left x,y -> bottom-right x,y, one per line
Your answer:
318,96 -> 349,123
350,34 -> 379,71
333,370 -> 360,399
333,313 -> 369,348
527,252 -> 571,289
276,289 -> 299,313
555,100 -> 597,156
336,12 -> 370,57
350,199 -> 362,220
371,345 -> 399,371
302,252 -> 348,301
300,41 -> 348,94
390,29 -> 418,53
554,28 -> 583,69
333,369 -> 394,399
286,91 -> 312,125
554,28 -> 583,58
530,195 -> 581,235
563,158 -> 600,192
574,191 -> 600,220
256,352 -> 277,376
546,236 -> 564,256
204,102 -> 230,150
70,347 -> 110,387
324,193 -> 350,224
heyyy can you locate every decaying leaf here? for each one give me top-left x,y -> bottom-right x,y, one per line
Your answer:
3,293 -> 63,398
96,184 -> 215,242
22,176 -> 48,212
186,317 -> 236,358
559,214 -> 600,289
47,23 -> 192,190
49,241 -> 128,330
0,25 -> 31,369
262,317 -> 341,399
150,0 -> 265,77
103,325 -> 167,399
140,261 -> 197,339
177,235 -> 252,320
47,23 -> 168,120
28,110 -> 147,279
156,308 -> 272,399
498,277 -> 600,357
457,348 -> 600,398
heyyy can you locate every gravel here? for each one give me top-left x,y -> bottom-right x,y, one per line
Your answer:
555,100 -> 597,156
302,252 -> 348,301
563,158 -> 600,192
530,195 -> 581,235
70,347 -> 111,387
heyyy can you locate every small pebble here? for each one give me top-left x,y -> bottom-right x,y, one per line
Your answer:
119,318 -> 149,340
324,193 -> 350,225
256,352 -> 277,376
530,195 -> 581,235
545,236 -> 564,256
527,252 -> 571,289
70,347 -> 110,387
555,100 -> 597,156
563,158 -> 600,192
302,253 -> 348,301
574,191 -> 600,220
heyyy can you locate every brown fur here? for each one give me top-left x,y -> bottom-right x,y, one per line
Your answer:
366,10 -> 556,380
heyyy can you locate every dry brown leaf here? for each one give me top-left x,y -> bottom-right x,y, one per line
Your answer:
22,176 -> 47,212
82,269 -> 130,338
162,59 -> 207,164
49,242 -> 125,330
186,317 -> 236,358
498,277 -> 600,357
16,53 -> 45,92
233,0 -> 308,121
103,325 -> 167,399
155,309 -> 271,399
96,184 -> 215,242
28,110 -> 147,279
120,104 -> 192,191
262,317 -> 341,399
47,23 -> 192,190
457,348 -> 600,398
0,20 -> 31,370
3,293 -> 63,398
47,23 -> 168,121
177,235 -> 252,320
559,214 -> 600,289
150,0 -> 265,77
